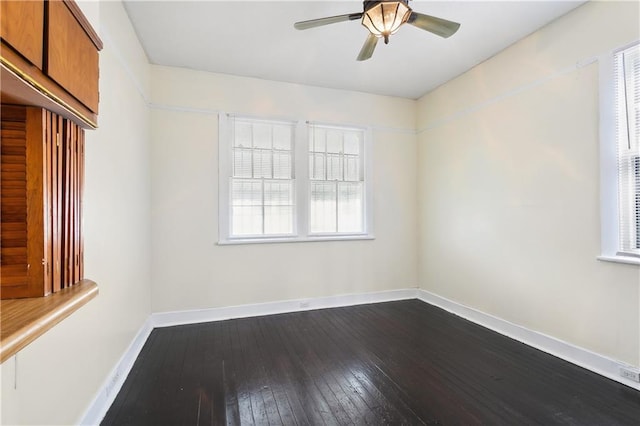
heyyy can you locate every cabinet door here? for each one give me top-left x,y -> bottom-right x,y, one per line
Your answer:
0,106 -> 30,296
47,0 -> 99,113
0,106 -> 85,299
0,106 -> 47,299
0,0 -> 45,69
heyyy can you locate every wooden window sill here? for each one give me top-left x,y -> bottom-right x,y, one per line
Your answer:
1,279 -> 98,363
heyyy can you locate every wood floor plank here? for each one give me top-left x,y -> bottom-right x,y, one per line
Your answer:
220,320 -> 241,426
375,302 -> 529,423
102,300 -> 640,426
320,309 -> 424,424
151,325 -> 199,424
345,303 -> 494,423
254,317 -> 300,424
229,319 -> 257,424
244,317 -> 289,425
193,322 -> 226,426
282,311 -> 362,425
101,328 -> 170,426
302,312 -> 374,420
258,315 -> 317,425
306,309 -> 416,425
274,312 -> 345,425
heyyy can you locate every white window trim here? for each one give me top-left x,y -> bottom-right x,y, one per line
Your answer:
598,43 -> 640,266
218,113 -> 375,245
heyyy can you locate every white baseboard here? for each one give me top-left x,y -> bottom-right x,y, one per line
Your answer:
78,316 -> 155,425
78,287 -> 639,425
78,288 -> 417,424
416,289 -> 640,391
151,288 -> 419,328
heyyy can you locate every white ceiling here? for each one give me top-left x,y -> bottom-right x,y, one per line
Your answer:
123,1 -> 586,99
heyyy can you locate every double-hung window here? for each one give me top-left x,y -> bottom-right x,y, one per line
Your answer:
615,43 -> 640,256
219,114 -> 373,244
229,117 -> 296,237
600,42 -> 640,262
309,124 -> 365,234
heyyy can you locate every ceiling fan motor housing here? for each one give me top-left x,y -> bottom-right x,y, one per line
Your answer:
363,0 -> 411,11
362,0 -> 413,44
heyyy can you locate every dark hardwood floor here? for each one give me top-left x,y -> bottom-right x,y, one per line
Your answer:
102,300 -> 640,425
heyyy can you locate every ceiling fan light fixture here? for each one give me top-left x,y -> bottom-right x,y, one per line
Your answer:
361,1 -> 412,44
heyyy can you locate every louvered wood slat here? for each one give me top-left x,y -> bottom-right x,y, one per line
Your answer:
1,247 -> 27,260
1,105 -> 84,299
74,128 -> 81,280
1,106 -> 29,296
62,120 -> 70,287
43,110 -> 53,294
79,135 -> 84,278
51,114 -> 62,293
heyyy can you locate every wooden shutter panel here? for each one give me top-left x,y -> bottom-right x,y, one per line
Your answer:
0,105 -> 85,299
1,107 -> 30,294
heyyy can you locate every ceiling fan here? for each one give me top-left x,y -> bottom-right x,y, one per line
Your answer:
294,0 -> 461,61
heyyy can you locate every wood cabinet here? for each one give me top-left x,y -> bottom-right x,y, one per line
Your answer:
0,0 -> 102,128
47,0 -> 100,113
0,1 -> 44,69
0,0 -> 97,358
1,105 -> 84,299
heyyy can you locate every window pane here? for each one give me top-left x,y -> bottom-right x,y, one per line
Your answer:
264,181 -> 293,206
231,179 -> 262,236
232,179 -> 261,206
264,181 -> 293,234
226,118 -> 369,240
326,130 -> 342,153
253,123 -> 271,149
310,182 -> 337,233
265,206 -> 293,234
232,206 -> 262,235
312,127 -> 326,152
337,182 -> 363,233
273,152 -> 291,179
308,124 -> 365,235
327,153 -> 343,181
616,44 -> 640,253
273,125 -> 292,150
228,117 -> 297,239
344,154 -> 359,181
309,153 -> 325,180
234,121 -> 251,147
253,150 -> 272,178
344,131 -> 360,155
233,148 -> 252,178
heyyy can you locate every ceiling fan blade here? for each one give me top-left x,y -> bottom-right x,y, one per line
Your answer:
407,12 -> 460,38
294,13 -> 363,30
357,33 -> 379,61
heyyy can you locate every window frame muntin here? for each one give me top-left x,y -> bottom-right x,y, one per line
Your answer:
218,113 -> 374,245
307,121 -> 368,236
598,41 -> 640,265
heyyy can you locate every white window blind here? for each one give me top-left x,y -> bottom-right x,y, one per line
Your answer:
615,43 -> 640,256
219,113 -> 373,244
230,117 -> 295,237
309,124 -> 365,234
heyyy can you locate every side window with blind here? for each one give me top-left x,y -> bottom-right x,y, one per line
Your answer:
219,114 -> 373,244
615,43 -> 640,256
230,117 -> 295,237
309,124 -> 365,234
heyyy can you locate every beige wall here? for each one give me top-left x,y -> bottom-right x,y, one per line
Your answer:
417,1 -> 640,366
150,66 -> 418,312
0,1 -> 152,424
3,1 -> 640,424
